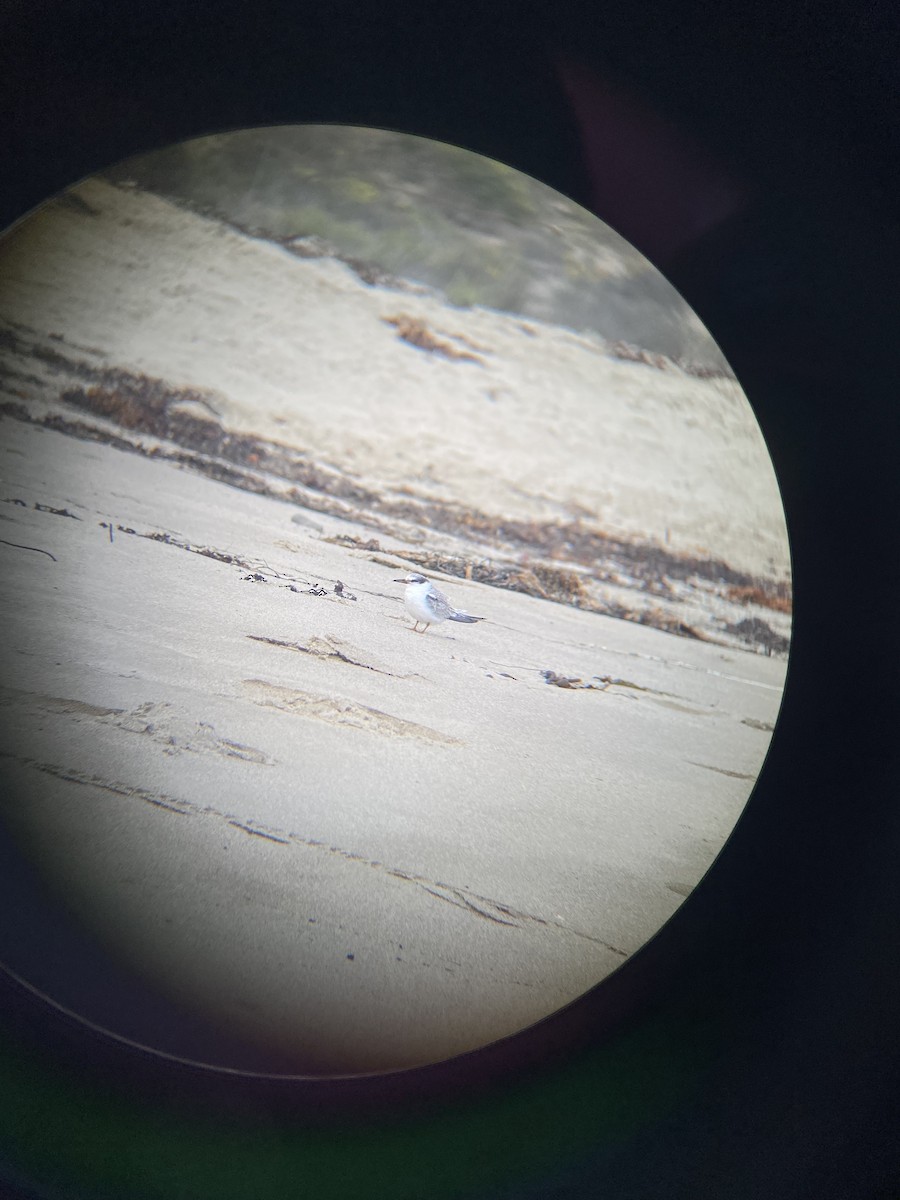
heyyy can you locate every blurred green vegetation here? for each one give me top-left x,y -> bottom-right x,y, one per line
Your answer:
105,126 -> 729,369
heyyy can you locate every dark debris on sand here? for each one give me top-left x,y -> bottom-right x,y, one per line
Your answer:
724,617 -> 790,657
0,336 -> 789,654
382,314 -> 486,365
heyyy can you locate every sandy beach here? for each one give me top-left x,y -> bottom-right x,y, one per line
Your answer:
1,179 -> 789,579
0,176 -> 789,1073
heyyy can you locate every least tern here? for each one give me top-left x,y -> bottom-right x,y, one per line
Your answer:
394,573 -> 483,633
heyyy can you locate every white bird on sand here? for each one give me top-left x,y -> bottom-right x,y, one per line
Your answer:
394,572 -> 483,634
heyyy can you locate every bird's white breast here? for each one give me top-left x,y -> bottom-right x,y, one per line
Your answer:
405,582 -> 440,622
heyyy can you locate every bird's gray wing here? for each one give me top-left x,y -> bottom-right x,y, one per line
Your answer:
425,587 -> 454,619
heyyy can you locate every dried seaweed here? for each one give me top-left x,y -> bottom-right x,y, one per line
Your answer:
382,314 -> 485,365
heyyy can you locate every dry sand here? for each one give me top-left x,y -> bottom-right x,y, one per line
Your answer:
1,178 -> 789,578
0,177 -> 789,1074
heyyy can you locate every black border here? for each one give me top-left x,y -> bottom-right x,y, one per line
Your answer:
2,3 -> 899,1197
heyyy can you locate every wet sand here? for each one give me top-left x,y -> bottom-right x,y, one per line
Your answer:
0,418 -> 784,1073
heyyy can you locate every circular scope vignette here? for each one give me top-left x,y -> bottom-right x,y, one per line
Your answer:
0,126 -> 791,1077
